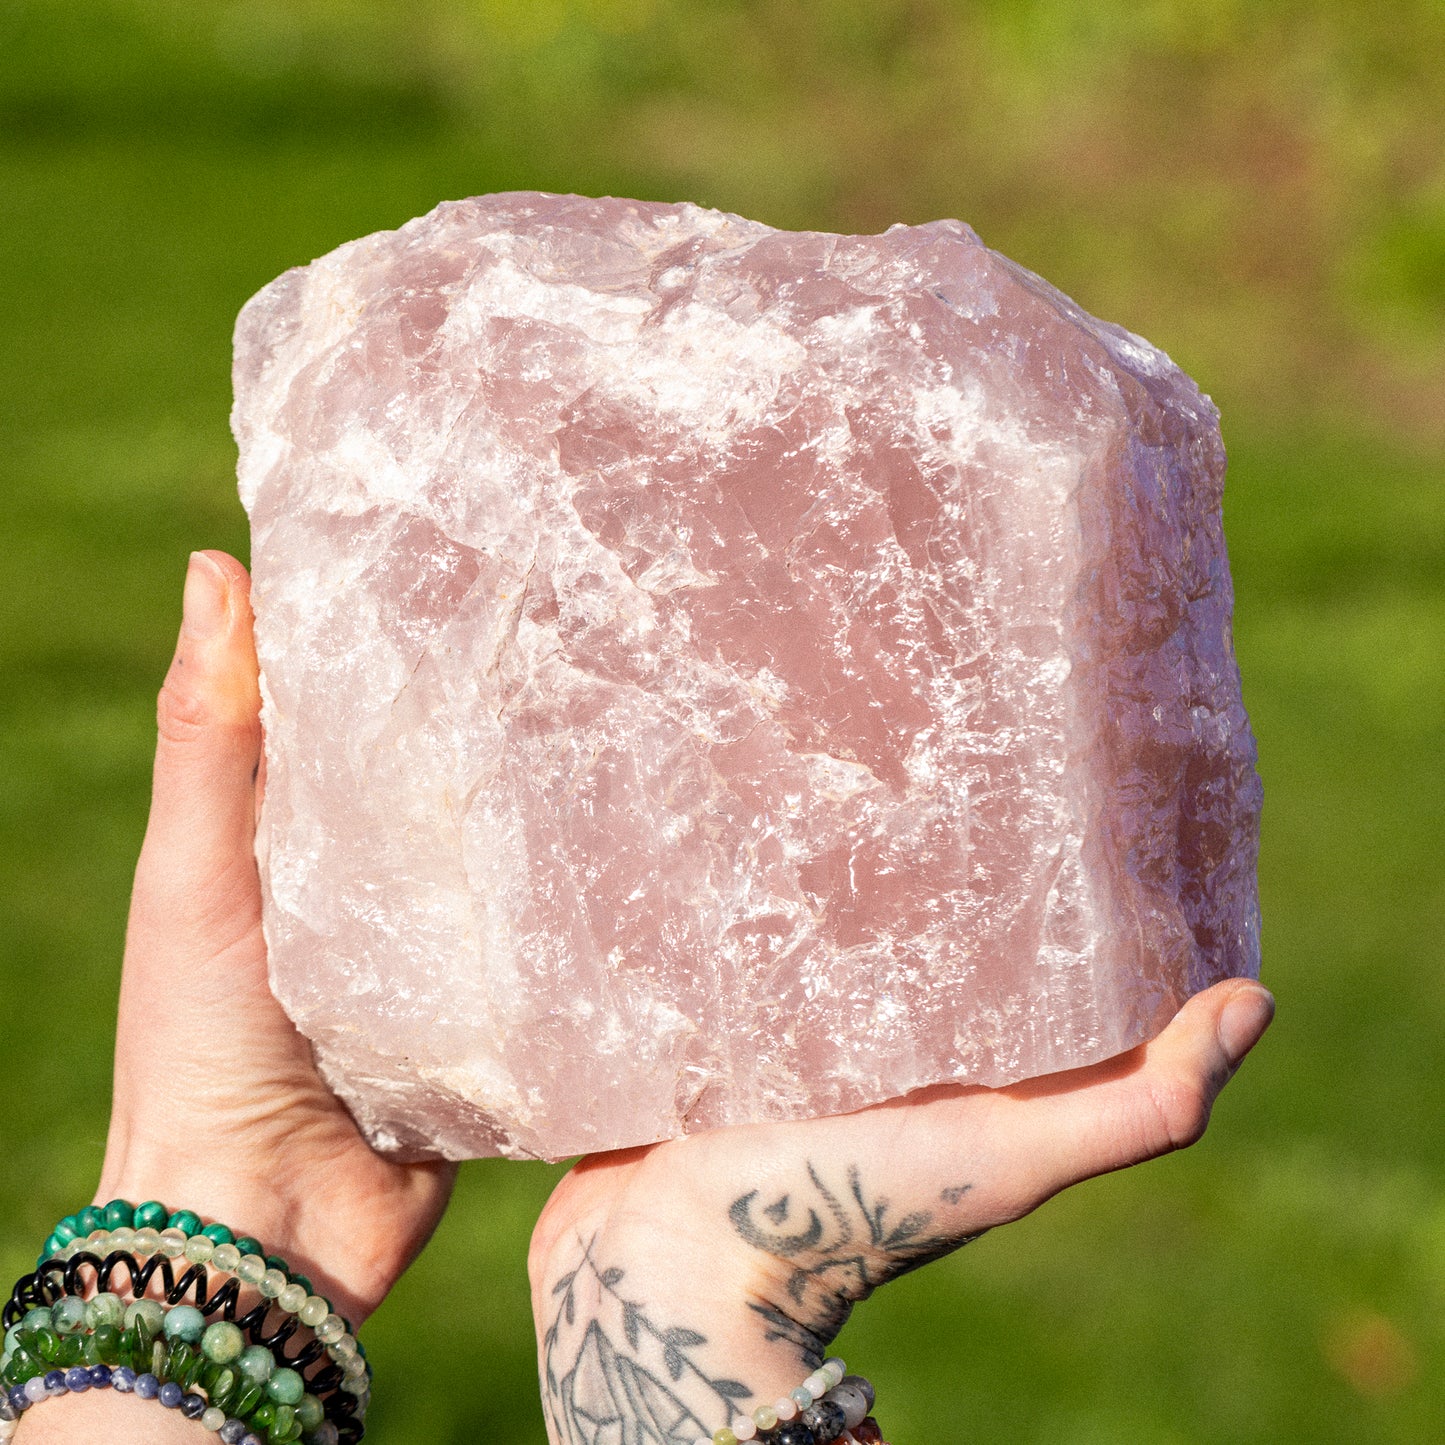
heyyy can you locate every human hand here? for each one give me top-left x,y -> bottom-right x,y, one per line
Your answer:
89,550 -> 454,1326
528,978 -> 1273,1442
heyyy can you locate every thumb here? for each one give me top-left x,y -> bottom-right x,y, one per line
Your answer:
128,550 -> 264,957
989,978 -> 1276,1205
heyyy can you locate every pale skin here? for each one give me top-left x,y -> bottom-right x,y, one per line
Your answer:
17,551 -> 1274,1442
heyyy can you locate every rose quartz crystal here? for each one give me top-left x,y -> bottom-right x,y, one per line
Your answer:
234,192 -> 1261,1162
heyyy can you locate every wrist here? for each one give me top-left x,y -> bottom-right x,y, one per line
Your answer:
86,1170 -> 383,1329
530,1198 -> 850,1445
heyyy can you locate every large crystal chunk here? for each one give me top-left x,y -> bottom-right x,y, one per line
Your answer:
234,192 -> 1262,1161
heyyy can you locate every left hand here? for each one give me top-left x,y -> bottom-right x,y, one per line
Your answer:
91,550 -> 454,1325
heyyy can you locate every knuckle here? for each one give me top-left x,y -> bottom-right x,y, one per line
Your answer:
1146,1074 -> 1214,1153
156,673 -> 212,744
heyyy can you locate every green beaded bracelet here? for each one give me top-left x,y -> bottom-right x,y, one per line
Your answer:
0,1299 -> 325,1443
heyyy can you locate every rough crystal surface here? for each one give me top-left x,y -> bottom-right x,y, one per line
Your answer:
234,192 -> 1262,1162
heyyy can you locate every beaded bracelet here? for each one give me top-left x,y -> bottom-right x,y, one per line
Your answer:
0,1306 -> 338,1444
700,1358 -> 891,1445
0,1361 -> 335,1445
9,1253 -> 364,1423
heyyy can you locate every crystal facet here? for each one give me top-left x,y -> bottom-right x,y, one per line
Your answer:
235,191 -> 1262,1162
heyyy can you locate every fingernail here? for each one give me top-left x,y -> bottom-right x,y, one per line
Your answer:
182,552 -> 230,639
1218,983 -> 1275,1066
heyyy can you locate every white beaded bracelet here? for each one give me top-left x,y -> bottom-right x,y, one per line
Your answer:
695,1356 -> 887,1445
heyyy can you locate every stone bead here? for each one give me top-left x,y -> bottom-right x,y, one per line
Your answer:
52,1217 -> 80,1246
133,1202 -> 168,1231
50,1298 -> 87,1335
802,1399 -> 847,1441
111,1367 -> 137,1393
753,1405 -> 779,1431
277,1284 -> 307,1314
237,1346 -> 275,1384
110,1227 -> 136,1250
132,1228 -> 162,1255
102,1200 -> 135,1231
124,1300 -> 165,1335
185,1236 -> 216,1264
265,1368 -> 304,1406
295,1394 -> 325,1430
159,1380 -> 184,1408
820,1359 -> 846,1387
234,1238 -> 265,1259
220,1419 -> 249,1445
85,1294 -> 125,1331
297,1297 -> 328,1329
22,1378 -> 47,1404
827,1383 -> 869,1430
774,1426 -> 818,1445
203,1406 -> 227,1431
135,1373 -> 160,1400
791,1386 -> 814,1409
21,1311 -> 50,1335
240,1435 -> 265,1445
231,1381 -> 264,1417
63,1367 -> 90,1392
731,1417 -> 757,1442
251,1401 -> 276,1431
315,1314 -> 344,1345
237,1255 -> 267,1286
203,1223 -> 236,1246
840,1377 -> 874,1412
851,1419 -> 882,1444
202,1322 -> 246,1365
158,1228 -> 188,1258
167,1211 -> 202,1237
180,1392 -> 207,1420
260,1269 -> 288,1300
341,1374 -> 367,1395
712,1430 -> 738,1445
88,1366 -> 112,1388
90,1326 -> 122,1365
774,1396 -> 800,1421
77,1207 -> 104,1235
311,1425 -> 339,1445
163,1306 -> 206,1345
269,1403 -> 296,1439
804,1375 -> 829,1400
213,1244 -> 242,1272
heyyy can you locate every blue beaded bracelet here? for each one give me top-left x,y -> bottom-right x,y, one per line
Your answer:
0,1362 -> 276,1444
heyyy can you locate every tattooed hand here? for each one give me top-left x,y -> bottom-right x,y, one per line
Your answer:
528,978 -> 1273,1444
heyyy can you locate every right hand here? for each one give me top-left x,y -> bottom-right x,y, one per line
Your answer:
528,978 -> 1273,1442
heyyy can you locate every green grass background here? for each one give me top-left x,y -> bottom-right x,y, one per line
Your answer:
1,1 -> 1442,1440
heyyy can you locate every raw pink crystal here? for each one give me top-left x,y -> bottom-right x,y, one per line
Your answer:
234,192 -> 1261,1162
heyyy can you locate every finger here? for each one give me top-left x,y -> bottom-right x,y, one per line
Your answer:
128,550 -> 264,957
983,977 -> 1276,1209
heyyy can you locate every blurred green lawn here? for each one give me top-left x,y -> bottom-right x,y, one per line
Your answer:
2,3 -> 1443,1442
